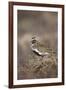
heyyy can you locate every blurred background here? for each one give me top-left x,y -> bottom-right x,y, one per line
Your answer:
17,10 -> 58,80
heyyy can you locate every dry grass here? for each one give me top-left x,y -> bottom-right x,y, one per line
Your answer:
18,45 -> 57,79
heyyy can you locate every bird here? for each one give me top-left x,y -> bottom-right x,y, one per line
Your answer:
31,36 -> 49,57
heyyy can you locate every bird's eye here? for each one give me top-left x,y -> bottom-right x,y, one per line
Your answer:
32,40 -> 36,44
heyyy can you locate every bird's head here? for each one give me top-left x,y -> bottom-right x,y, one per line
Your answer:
31,36 -> 37,44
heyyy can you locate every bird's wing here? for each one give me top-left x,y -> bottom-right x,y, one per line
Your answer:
32,48 -> 43,56
31,44 -> 49,56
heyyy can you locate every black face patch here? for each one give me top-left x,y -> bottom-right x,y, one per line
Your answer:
32,40 -> 37,44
